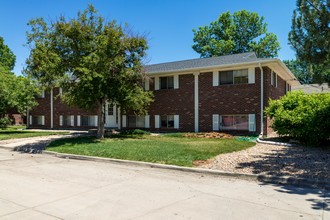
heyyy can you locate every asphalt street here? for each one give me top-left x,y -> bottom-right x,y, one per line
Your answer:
0,148 -> 328,220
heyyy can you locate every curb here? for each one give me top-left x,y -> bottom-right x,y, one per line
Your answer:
43,150 -> 330,190
256,138 -> 298,147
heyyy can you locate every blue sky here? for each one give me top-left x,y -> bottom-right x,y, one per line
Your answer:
0,0 -> 297,75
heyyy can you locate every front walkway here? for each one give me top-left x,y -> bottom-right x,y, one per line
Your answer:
0,148 -> 328,219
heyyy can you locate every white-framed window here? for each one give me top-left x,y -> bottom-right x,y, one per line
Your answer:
219,69 -> 248,85
81,115 -> 97,126
31,115 -> 45,126
271,71 -> 277,87
60,115 -> 74,126
161,115 -> 174,128
108,103 -> 114,115
160,76 -> 174,89
222,115 -> 249,130
128,115 -> 145,128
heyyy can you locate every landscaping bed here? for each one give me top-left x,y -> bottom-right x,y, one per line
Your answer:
199,142 -> 330,180
46,133 -> 255,167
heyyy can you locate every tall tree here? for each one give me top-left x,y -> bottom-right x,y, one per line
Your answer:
0,36 -> 16,71
289,0 -> 329,83
25,5 -> 153,138
192,10 -> 281,58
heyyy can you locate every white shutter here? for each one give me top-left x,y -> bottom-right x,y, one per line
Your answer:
275,73 -> 278,87
41,90 -> 45,98
155,115 -> 160,128
77,115 -> 81,126
271,71 -> 274,85
145,78 -> 150,91
41,116 -> 45,125
248,114 -> 256,132
212,114 -> 219,131
174,115 -> 179,129
174,75 -> 179,89
154,77 -> 159,90
59,115 -> 63,126
212,71 -> 219,86
248,67 -> 255,84
122,115 -> 127,128
59,88 -> 63,95
145,115 -> 150,128
70,115 -> 74,126
94,115 -> 98,127
29,116 -> 32,125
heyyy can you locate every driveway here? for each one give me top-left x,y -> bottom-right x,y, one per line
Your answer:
0,148 -> 328,220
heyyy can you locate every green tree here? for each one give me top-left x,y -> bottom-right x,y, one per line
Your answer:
289,0 -> 329,83
25,5 -> 153,138
192,10 -> 281,58
0,36 -> 16,71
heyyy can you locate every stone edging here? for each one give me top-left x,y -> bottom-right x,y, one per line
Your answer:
43,150 -> 330,190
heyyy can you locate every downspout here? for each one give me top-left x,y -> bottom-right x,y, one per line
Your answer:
50,88 -> 53,129
258,63 -> 264,138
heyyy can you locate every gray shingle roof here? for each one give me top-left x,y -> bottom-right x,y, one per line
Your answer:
292,83 -> 330,94
144,52 -> 265,74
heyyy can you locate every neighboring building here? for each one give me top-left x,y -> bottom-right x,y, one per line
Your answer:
28,52 -> 300,135
6,108 -> 25,125
292,83 -> 330,94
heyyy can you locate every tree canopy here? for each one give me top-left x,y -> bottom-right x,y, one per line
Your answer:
25,5 -> 153,138
0,36 -> 16,71
192,10 -> 281,58
289,0 -> 329,83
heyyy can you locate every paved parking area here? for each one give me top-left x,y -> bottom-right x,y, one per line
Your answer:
0,148 -> 328,220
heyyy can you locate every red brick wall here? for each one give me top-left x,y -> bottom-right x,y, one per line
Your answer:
148,74 -> 195,132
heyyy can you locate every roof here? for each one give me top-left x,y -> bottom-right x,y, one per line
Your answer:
292,83 -> 330,94
145,52 -> 262,74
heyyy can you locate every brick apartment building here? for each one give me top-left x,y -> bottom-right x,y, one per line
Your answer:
28,52 -> 300,135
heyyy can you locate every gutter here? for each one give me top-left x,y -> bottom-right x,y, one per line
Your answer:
258,63 -> 264,138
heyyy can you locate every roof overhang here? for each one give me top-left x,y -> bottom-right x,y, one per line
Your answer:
146,59 -> 300,86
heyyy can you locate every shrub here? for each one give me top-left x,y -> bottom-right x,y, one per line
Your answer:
265,91 -> 330,146
0,117 -> 12,129
120,129 -> 150,135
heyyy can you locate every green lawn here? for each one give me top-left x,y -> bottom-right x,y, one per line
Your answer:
47,133 -> 255,167
0,126 -> 69,140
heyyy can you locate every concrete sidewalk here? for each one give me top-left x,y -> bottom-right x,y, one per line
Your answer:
0,148 -> 328,219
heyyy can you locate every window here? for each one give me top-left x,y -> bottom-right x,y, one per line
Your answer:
61,115 -> 74,126
81,116 -> 97,126
37,90 -> 45,98
219,69 -> 248,85
271,71 -> 277,87
31,116 -> 44,125
108,103 -> 114,115
161,115 -> 174,128
222,115 -> 249,130
128,116 -> 145,128
160,76 -> 174,89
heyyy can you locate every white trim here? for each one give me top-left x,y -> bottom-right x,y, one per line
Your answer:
122,115 -> 127,128
248,114 -> 256,132
212,71 -> 219,86
194,72 -> 199,132
70,115 -> 74,126
59,115 -> 63,126
174,75 -> 179,89
248,67 -> 255,84
145,115 -> 150,128
174,115 -> 179,129
275,73 -> 278,88
94,115 -> 98,127
212,114 -> 219,131
29,115 -> 32,125
41,116 -> 45,126
59,87 -> 63,95
77,115 -> 81,126
154,77 -> 159,90
154,115 -> 160,128
259,63 -> 264,136
50,88 -> 53,128
41,90 -> 45,98
144,78 -> 149,91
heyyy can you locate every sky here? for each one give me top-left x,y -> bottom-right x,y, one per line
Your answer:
0,0 -> 297,76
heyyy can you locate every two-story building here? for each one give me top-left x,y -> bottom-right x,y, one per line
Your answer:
28,52 -> 300,135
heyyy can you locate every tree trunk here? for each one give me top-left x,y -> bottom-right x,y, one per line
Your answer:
97,99 -> 106,139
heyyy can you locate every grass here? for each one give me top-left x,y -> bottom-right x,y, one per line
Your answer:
0,126 -> 69,140
47,133 -> 256,167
